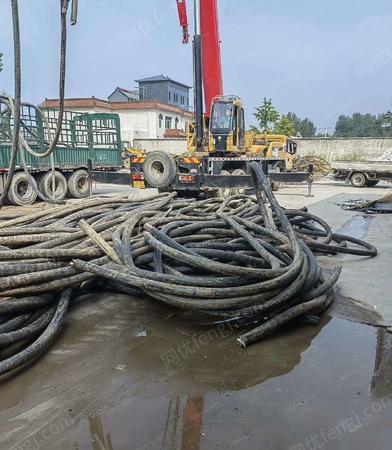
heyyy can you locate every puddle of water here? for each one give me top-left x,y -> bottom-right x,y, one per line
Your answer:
0,293 -> 391,450
337,214 -> 374,240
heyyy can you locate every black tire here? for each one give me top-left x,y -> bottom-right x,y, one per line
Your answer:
67,169 -> 90,199
204,189 -> 221,199
366,179 -> 379,187
39,171 -> 68,201
232,168 -> 247,195
143,152 -> 177,188
7,172 -> 37,206
220,169 -> 234,198
350,172 -> 367,188
143,151 -> 177,188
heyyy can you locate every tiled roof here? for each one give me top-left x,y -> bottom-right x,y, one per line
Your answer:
41,97 -> 193,118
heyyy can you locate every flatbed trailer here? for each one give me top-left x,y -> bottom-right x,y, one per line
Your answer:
130,152 -> 313,195
332,160 -> 392,188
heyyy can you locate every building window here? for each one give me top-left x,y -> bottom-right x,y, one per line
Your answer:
174,93 -> 179,103
165,116 -> 172,129
159,114 -> 163,128
169,92 -> 171,102
175,118 -> 179,129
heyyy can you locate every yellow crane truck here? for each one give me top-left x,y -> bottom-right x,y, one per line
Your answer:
129,2 -> 312,196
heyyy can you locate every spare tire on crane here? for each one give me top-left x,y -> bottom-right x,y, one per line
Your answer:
142,151 -> 177,188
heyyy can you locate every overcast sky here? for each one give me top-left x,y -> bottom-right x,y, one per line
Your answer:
1,0 -> 392,132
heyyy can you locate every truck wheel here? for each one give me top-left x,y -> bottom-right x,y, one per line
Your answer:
39,171 -> 68,201
366,180 -> 379,187
351,172 -> 367,188
143,151 -> 177,188
220,170 -> 234,198
68,170 -> 90,198
231,168 -> 247,195
7,172 -> 37,206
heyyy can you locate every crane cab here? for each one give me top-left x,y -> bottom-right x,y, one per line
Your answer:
208,96 -> 245,154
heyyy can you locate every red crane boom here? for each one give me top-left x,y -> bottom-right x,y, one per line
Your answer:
176,0 -> 223,117
200,0 -> 223,116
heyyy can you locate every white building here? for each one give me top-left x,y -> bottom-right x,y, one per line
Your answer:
42,97 -> 193,144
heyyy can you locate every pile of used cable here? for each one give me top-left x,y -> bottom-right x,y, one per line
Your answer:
0,163 -> 377,377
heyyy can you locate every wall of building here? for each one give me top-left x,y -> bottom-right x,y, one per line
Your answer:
133,138 -> 187,155
139,81 -> 169,104
295,138 -> 392,162
155,109 -> 188,139
63,105 -> 189,143
168,81 -> 189,110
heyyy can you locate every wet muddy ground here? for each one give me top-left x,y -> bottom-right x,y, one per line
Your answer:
1,182 -> 392,450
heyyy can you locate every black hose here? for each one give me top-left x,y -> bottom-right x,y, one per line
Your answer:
0,0 -> 21,208
0,171 -> 378,378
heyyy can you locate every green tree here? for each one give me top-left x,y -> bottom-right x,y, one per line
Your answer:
274,116 -> 295,137
254,98 -> 280,133
334,113 -> 384,137
284,112 -> 316,137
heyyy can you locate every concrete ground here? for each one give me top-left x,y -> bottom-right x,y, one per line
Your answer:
0,180 -> 391,450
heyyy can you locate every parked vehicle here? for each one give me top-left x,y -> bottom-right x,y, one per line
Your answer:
130,0 -> 311,196
332,160 -> 392,188
0,101 -> 124,205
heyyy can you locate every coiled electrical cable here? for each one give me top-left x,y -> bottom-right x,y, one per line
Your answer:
0,168 -> 378,379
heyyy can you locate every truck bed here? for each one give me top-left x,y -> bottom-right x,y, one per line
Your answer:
332,160 -> 392,173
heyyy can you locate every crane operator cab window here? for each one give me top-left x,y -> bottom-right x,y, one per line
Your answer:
210,100 -> 245,152
211,102 -> 233,133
